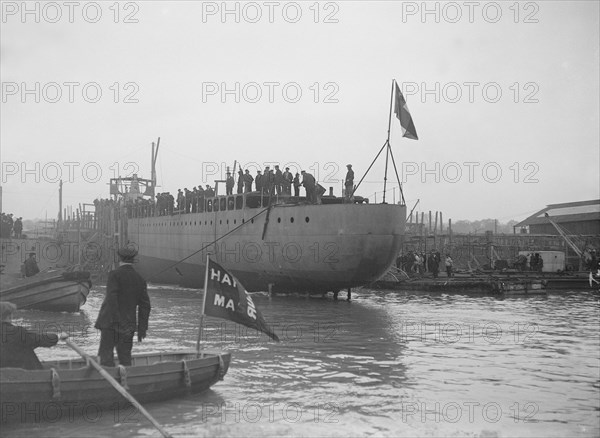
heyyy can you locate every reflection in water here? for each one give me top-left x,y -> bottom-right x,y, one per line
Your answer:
3,287 -> 599,437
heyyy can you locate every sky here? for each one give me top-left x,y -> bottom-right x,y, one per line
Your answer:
1,0 -> 599,223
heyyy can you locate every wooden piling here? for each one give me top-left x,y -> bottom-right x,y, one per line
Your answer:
429,211 -> 432,233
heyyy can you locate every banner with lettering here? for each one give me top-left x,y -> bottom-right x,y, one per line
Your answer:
203,257 -> 280,341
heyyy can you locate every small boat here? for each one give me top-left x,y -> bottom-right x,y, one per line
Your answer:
0,269 -> 91,312
1,349 -> 231,423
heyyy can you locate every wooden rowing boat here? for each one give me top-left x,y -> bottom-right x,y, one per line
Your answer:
1,349 -> 231,423
0,270 -> 91,312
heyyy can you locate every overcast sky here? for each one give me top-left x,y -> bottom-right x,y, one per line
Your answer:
1,1 -> 599,223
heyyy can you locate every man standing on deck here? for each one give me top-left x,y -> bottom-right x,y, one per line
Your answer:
301,171 -> 316,203
255,170 -> 263,193
293,173 -> 301,196
274,165 -> 283,195
237,169 -> 244,194
226,171 -> 234,196
263,166 -> 274,195
345,164 -> 354,199
283,167 -> 293,195
184,188 -> 192,213
95,246 -> 151,367
243,169 -> 254,192
176,189 -> 184,212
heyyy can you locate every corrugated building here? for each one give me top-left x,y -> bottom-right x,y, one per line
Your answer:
514,199 -> 600,235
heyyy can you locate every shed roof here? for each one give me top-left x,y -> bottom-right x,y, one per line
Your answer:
515,199 -> 600,227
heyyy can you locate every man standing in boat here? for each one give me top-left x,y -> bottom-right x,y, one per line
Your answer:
95,246 -> 151,367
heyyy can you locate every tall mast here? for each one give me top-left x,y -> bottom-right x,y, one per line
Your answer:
382,80 -> 396,204
150,137 -> 160,197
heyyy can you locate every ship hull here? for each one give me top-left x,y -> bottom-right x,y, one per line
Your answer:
126,202 -> 405,292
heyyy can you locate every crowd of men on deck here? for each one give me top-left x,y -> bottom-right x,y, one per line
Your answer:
100,164 -> 356,219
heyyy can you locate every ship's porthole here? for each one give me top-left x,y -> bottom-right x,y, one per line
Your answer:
305,217 -> 310,223
251,218 -> 254,224
291,217 -> 294,223
242,219 -> 245,223
277,218 -> 281,223
220,220 -> 222,225
234,220 -> 237,224
227,219 -> 229,225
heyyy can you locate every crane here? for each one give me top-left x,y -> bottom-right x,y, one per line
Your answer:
544,212 -> 590,271
544,213 -> 583,258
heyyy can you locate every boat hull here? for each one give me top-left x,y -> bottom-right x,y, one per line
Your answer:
128,203 -> 406,292
1,350 -> 230,423
0,271 -> 91,312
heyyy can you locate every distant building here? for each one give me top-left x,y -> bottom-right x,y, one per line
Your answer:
514,199 -> 600,235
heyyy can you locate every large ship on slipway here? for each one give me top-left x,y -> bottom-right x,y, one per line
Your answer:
97,145 -> 406,294
97,82 -> 415,293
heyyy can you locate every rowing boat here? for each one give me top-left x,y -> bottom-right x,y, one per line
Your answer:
1,349 -> 230,423
0,270 -> 91,312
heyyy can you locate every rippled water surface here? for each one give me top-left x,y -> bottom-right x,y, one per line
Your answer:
3,285 -> 599,437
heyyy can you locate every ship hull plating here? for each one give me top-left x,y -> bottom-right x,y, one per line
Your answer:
126,203 -> 405,292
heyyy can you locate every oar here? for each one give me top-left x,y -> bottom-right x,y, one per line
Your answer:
64,339 -> 173,438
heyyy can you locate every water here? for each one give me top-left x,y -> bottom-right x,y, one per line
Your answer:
3,286 -> 599,437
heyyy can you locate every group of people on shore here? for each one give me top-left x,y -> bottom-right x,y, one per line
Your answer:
514,253 -> 545,271
0,213 -> 23,239
396,250 -> 454,278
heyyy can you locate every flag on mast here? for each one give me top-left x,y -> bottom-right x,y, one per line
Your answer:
202,257 -> 280,341
394,82 -> 418,140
